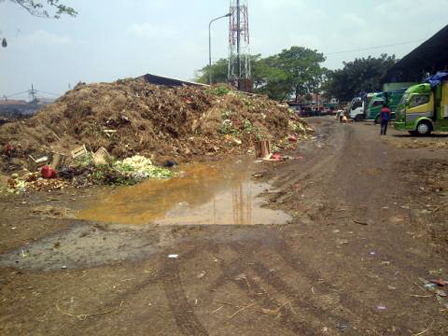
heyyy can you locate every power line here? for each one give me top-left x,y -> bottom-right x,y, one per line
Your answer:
324,39 -> 424,56
5,90 -> 29,97
2,87 -> 61,100
36,90 -> 61,97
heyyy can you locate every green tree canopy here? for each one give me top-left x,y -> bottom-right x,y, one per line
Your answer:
323,54 -> 397,102
195,58 -> 230,85
252,55 -> 290,101
271,46 -> 327,102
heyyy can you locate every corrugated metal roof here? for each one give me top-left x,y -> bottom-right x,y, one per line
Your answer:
383,25 -> 448,83
137,73 -> 208,87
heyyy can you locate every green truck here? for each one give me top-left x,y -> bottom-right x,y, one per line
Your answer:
394,72 -> 448,135
366,88 -> 407,123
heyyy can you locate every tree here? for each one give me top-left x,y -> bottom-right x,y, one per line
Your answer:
7,0 -> 77,18
253,55 -> 290,101
273,47 -> 326,102
324,54 -> 397,102
1,1 -> 77,48
195,58 -> 230,85
251,47 -> 326,102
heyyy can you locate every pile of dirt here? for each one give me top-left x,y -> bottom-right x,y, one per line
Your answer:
0,79 -> 312,172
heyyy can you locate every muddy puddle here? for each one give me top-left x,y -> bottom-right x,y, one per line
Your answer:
0,158 -> 292,271
77,157 -> 291,225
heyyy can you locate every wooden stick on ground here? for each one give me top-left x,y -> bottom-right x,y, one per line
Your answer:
228,302 -> 257,320
412,320 -> 434,336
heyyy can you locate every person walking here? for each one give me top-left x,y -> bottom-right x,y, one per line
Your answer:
338,109 -> 344,123
380,104 -> 391,135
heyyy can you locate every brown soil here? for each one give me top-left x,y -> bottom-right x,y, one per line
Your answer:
1,117 -> 448,335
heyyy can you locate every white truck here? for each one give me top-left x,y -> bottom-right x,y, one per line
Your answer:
348,93 -> 374,121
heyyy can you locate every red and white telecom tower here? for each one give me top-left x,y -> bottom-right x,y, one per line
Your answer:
228,0 -> 252,92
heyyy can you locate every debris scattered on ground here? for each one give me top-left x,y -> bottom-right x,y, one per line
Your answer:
168,254 -> 178,259
4,152 -> 175,193
93,147 -> 110,165
163,159 -> 178,168
197,271 -> 206,279
41,165 -> 57,179
418,277 -> 448,308
353,219 -> 369,226
431,279 -> 446,287
263,153 -> 284,162
19,249 -> 30,258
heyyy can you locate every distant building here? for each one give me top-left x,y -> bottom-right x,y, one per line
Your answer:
0,99 -> 48,118
0,99 -> 27,106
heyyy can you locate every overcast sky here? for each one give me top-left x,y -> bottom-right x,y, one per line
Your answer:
1,0 -> 447,100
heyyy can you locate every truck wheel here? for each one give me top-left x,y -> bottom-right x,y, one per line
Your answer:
416,121 -> 432,136
374,116 -> 380,124
355,114 -> 363,122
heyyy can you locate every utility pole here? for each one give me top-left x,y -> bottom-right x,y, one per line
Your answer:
209,13 -> 232,85
228,0 -> 251,92
29,84 -> 37,102
236,0 -> 241,82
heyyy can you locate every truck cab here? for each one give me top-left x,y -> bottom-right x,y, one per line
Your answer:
349,93 -> 373,121
395,81 -> 448,135
366,89 -> 406,123
348,97 -> 363,121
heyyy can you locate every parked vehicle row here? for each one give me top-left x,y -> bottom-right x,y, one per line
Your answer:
345,71 -> 448,136
348,89 -> 407,123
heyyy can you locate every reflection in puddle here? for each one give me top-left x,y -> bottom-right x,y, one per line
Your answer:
77,158 -> 291,225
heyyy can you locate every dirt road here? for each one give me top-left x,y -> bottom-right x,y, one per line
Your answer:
1,117 -> 447,335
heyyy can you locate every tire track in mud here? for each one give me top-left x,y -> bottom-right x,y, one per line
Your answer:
269,121 -> 342,207
207,240 -> 263,291
55,246 -> 204,335
226,241 -> 353,335
162,259 -> 209,336
271,233 -> 413,335
206,237 -> 410,335
206,238 -> 349,334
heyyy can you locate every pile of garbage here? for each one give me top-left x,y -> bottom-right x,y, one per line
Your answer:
5,153 -> 175,194
114,155 -> 174,181
0,79 -> 312,173
7,172 -> 69,194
